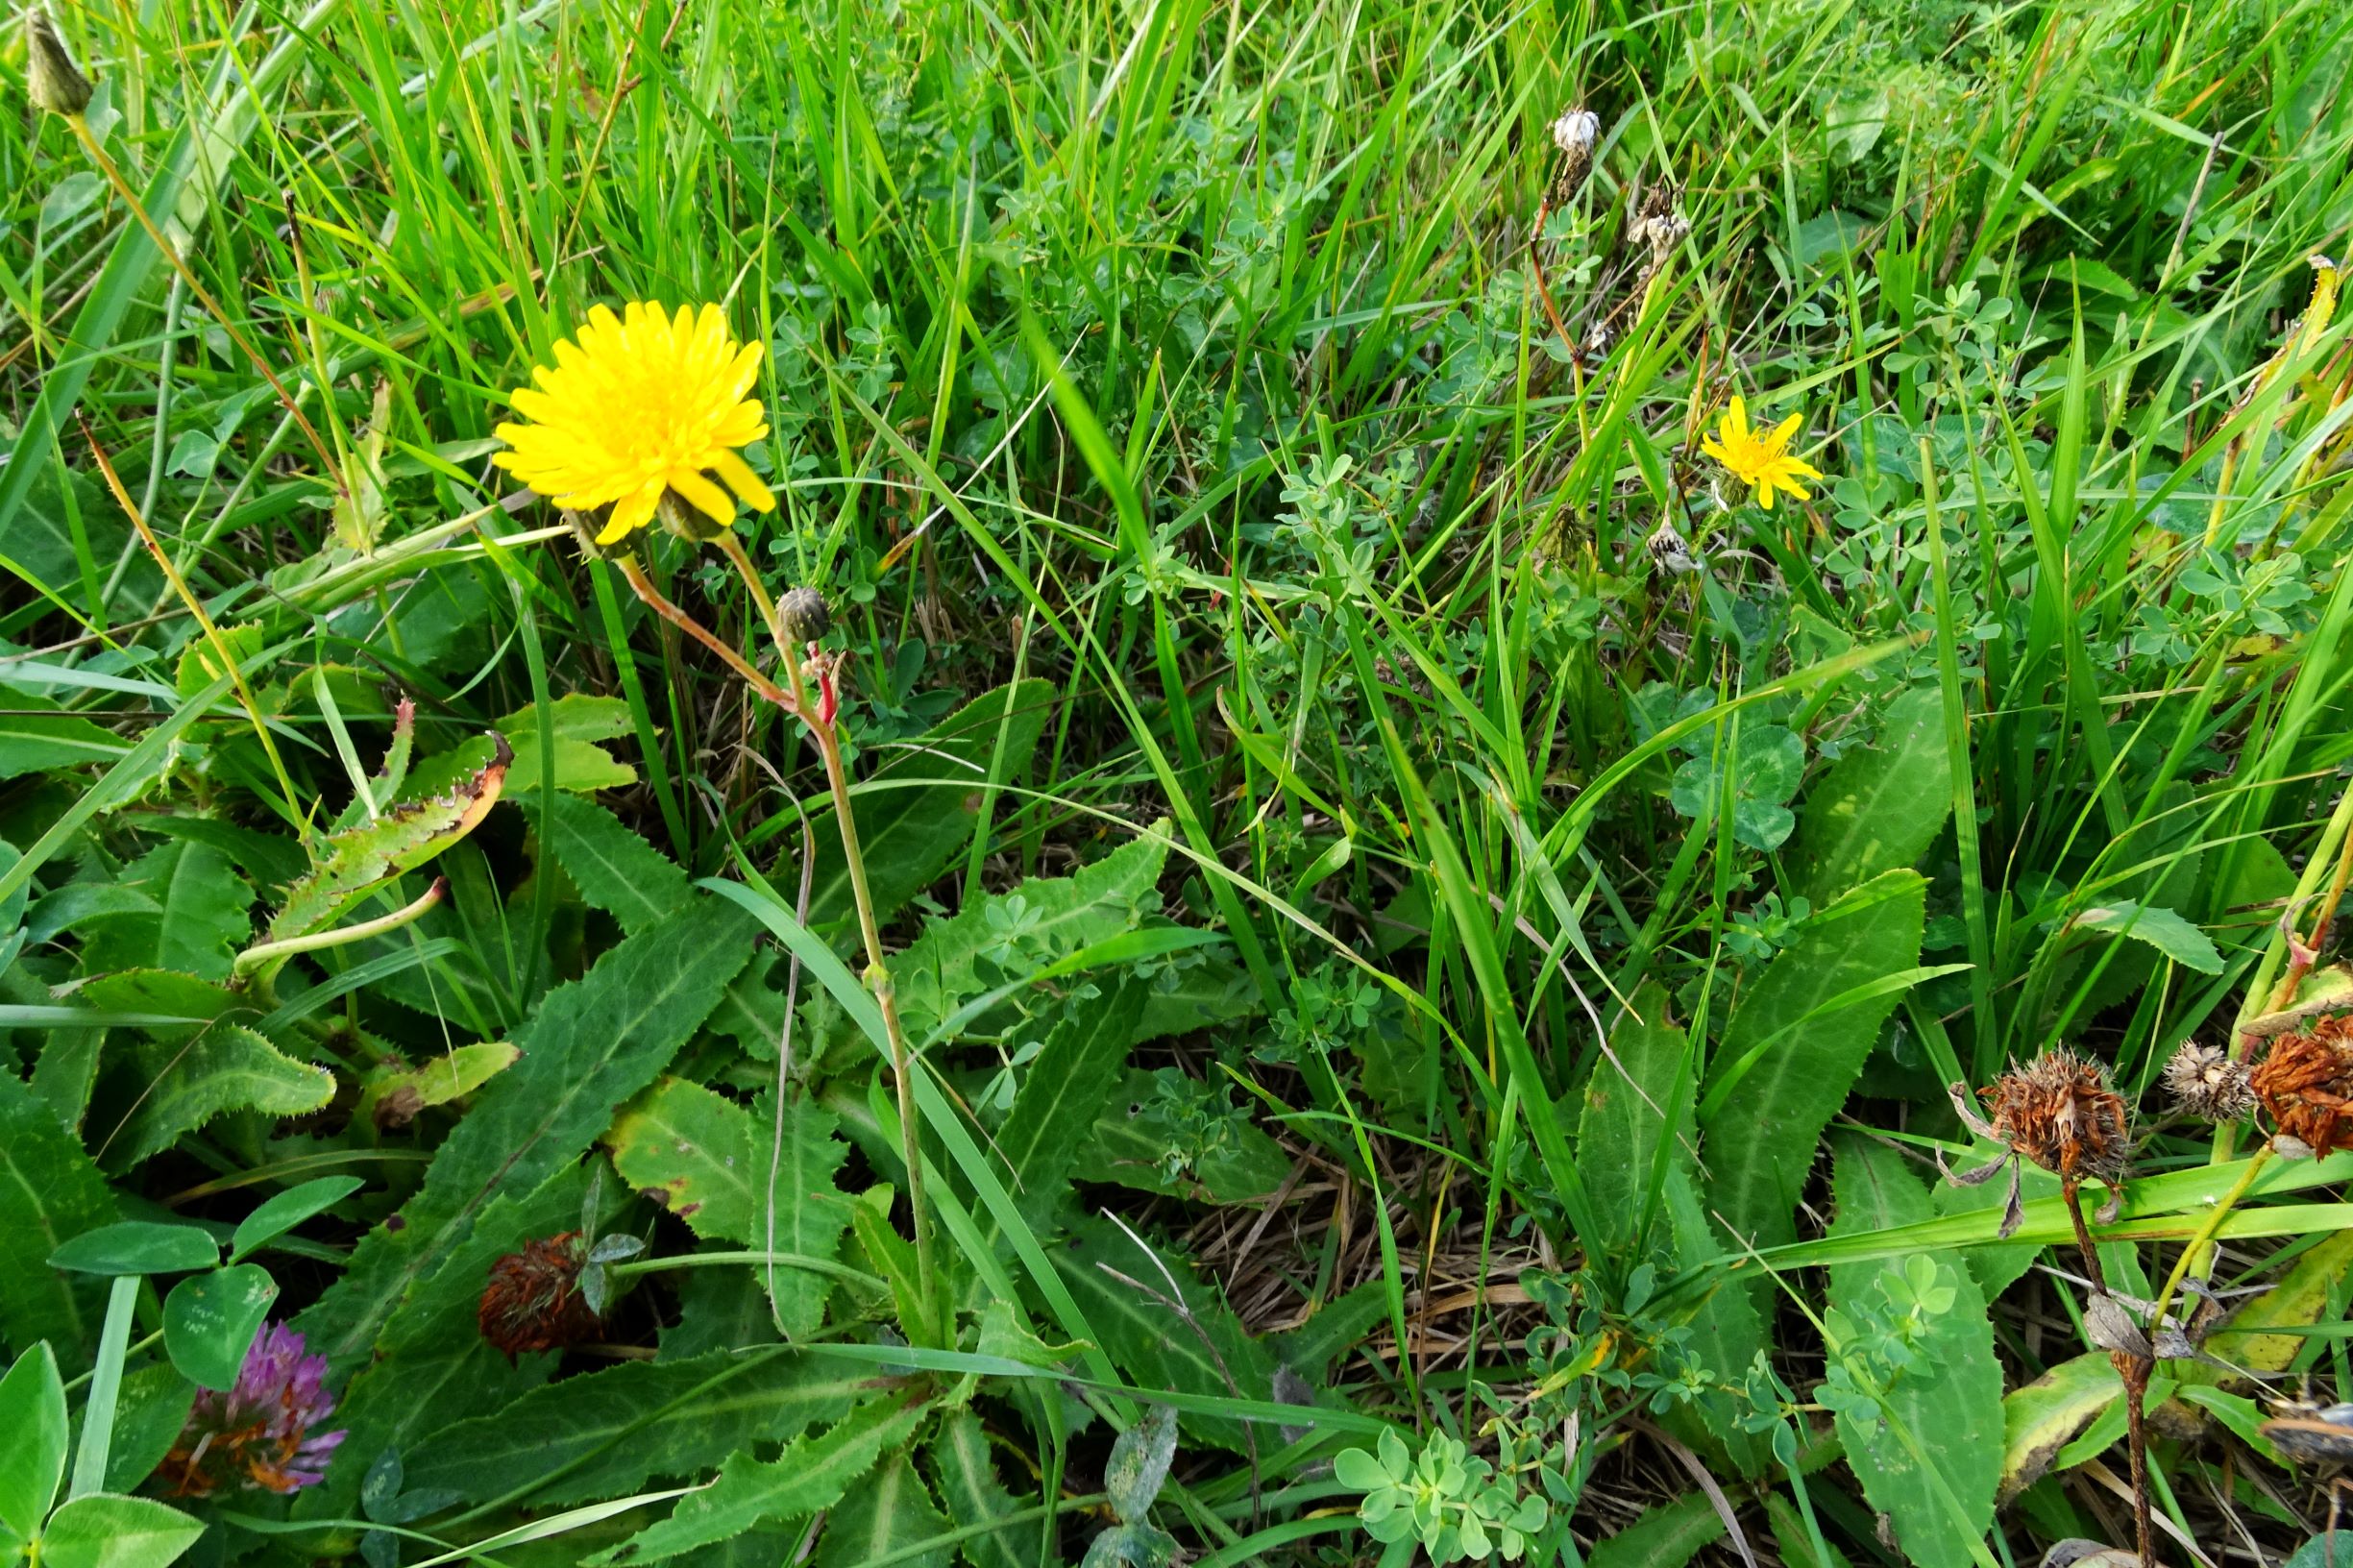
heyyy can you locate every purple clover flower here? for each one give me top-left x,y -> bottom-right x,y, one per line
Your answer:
162,1322 -> 346,1497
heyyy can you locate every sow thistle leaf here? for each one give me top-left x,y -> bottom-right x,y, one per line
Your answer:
604,1078 -> 853,1337
0,1068 -> 118,1361
1788,685 -> 1952,905
268,736 -> 512,942
1054,1217 -> 1276,1454
515,791 -> 688,936
590,1397 -> 932,1566
96,1021 -> 334,1173
925,1410 -> 1029,1568
75,839 -> 253,981
1702,869 -> 1926,1253
607,1078 -> 758,1239
1825,1136 -> 2000,1568
992,980 -> 1146,1237
804,679 -> 1055,932
0,698 -> 130,780
1999,1352 -> 2120,1503
397,1349 -> 863,1509
813,1452 -> 951,1568
1573,979 -> 1691,1259
297,896 -> 757,1372
355,1042 -> 520,1133
402,695 -> 641,800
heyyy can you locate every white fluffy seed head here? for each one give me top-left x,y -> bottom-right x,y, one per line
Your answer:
1551,109 -> 1600,156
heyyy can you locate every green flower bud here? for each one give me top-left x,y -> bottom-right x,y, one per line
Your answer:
779,586 -> 830,642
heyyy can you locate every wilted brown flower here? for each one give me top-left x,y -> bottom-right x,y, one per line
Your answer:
1979,1047 -> 2131,1183
1944,1048 -> 2131,1237
2163,1041 -> 2254,1123
478,1231 -> 601,1360
2248,1013 -> 2353,1157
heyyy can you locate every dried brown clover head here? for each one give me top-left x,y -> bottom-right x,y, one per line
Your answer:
1944,1048 -> 2132,1237
2162,1041 -> 2254,1123
2249,1013 -> 2353,1158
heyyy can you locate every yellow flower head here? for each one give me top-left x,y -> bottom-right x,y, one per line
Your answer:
493,302 -> 776,546
1701,396 -> 1821,511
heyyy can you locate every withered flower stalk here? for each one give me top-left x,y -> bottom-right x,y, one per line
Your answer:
1945,1049 -> 2153,1566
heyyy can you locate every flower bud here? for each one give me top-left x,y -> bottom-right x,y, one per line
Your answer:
25,10 -> 93,117
2161,1041 -> 2253,1123
779,586 -> 830,642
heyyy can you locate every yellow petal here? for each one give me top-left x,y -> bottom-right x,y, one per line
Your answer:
671,468 -> 735,523
1726,397 -> 1750,440
1769,412 -> 1802,451
712,449 -> 777,512
601,483 -> 663,543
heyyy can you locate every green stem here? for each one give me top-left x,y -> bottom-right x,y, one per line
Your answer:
605,1250 -> 886,1292
2149,1145 -> 2273,1338
233,875 -> 447,990
717,534 -> 937,1312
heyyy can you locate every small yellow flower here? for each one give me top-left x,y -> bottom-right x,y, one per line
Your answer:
493,302 -> 776,545
1701,396 -> 1821,511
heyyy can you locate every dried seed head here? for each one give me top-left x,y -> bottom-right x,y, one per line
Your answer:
478,1231 -> 601,1360
2162,1041 -> 2253,1122
779,586 -> 831,642
2249,1013 -> 2353,1158
1550,108 -> 1599,157
1977,1047 -> 2131,1184
25,10 -> 93,117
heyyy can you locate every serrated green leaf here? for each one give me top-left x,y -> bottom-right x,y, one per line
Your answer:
1584,1492 -> 1725,1568
95,1024 -> 334,1172
2068,901 -> 2223,974
815,1451 -> 951,1568
293,1166 -> 601,1519
267,738 -> 511,942
1703,870 -> 1925,1253
0,703 -> 129,780
1790,686 -> 1952,904
174,625 -> 268,698
403,696 -> 639,800
1574,980 -> 1690,1258
591,1398 -> 931,1566
805,680 -> 1054,932
162,1265 -> 277,1391
993,981 -> 1146,1237
1657,1166 -> 1768,1473
2177,1228 -> 2353,1387
0,1342 -> 67,1541
295,897 -> 756,1373
38,1492 -> 205,1568
355,1043 -> 519,1133
1054,1219 -> 1276,1454
925,1410 -> 1034,1568
603,1079 -> 852,1338
79,841 -> 254,981
606,1079 -> 759,1241
396,1348 -> 862,1508
0,1069 -> 118,1360
516,791 -> 688,936
887,832 -> 1167,1043
1826,1136 -> 2000,1568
